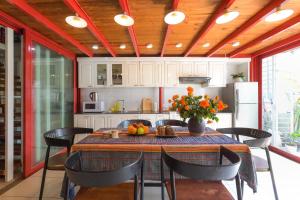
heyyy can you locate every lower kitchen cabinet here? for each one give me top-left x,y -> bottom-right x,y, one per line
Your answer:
92,116 -> 106,130
74,115 -> 94,142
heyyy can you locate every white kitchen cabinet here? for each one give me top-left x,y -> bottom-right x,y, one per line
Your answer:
139,114 -> 157,127
106,115 -> 125,128
74,115 -> 93,142
178,62 -> 193,76
139,61 -> 156,87
209,62 -> 227,87
94,63 -> 109,87
110,63 -> 126,87
194,61 -> 209,77
92,115 -> 106,130
125,61 -> 139,86
78,62 -> 93,88
164,61 -> 179,87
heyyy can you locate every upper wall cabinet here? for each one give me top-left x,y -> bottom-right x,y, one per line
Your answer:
78,62 -> 93,88
111,62 -> 126,87
209,62 -> 226,87
125,61 -> 140,87
95,63 -> 109,87
194,61 -> 209,77
164,61 -> 179,87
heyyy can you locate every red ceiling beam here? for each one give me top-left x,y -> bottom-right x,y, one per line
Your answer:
160,0 -> 180,57
7,0 -> 93,57
119,0 -> 140,57
184,0 -> 235,57
206,0 -> 286,57
230,14 -> 300,57
252,32 -> 300,57
64,0 -> 116,57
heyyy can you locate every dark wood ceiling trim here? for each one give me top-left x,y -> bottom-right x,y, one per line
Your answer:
230,14 -> 300,58
184,0 -> 235,57
252,32 -> 300,57
7,0 -> 93,57
206,0 -> 287,57
64,0 -> 116,57
119,0 -> 140,57
160,0 -> 180,57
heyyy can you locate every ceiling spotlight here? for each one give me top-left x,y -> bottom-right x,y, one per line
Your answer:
65,14 -> 87,28
232,41 -> 240,47
164,10 -> 185,25
119,44 -> 126,49
202,42 -> 210,48
265,8 -> 294,22
114,13 -> 134,26
175,43 -> 183,48
216,11 -> 239,24
146,43 -> 153,49
92,45 -> 99,50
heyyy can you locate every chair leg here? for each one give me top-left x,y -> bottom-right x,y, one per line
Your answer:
160,156 -> 165,200
170,169 -> 176,200
241,180 -> 244,198
134,175 -> 138,200
64,175 -> 69,200
39,146 -> 50,200
140,161 -> 144,200
235,173 -> 243,200
265,148 -> 279,200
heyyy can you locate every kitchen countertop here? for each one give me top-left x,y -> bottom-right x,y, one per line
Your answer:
74,111 -> 232,115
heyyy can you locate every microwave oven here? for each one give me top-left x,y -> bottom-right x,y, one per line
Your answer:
82,101 -> 105,113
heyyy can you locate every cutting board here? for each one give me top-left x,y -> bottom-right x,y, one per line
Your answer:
141,98 -> 153,112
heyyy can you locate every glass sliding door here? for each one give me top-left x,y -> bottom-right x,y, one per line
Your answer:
31,42 -> 73,166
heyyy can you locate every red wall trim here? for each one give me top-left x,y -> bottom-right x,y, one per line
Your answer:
259,39 -> 300,59
269,146 -> 300,164
73,58 -> 78,113
159,87 -> 164,112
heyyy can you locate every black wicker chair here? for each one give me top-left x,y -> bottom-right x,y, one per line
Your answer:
65,151 -> 144,200
217,127 -> 278,200
155,120 -> 187,127
39,127 -> 93,200
161,146 -> 242,200
117,119 -> 152,128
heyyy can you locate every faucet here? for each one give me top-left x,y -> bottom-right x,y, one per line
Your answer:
118,99 -> 125,112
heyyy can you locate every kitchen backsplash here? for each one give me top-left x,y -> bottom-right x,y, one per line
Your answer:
80,86 -> 222,112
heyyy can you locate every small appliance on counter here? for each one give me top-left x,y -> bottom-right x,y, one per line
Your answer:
82,91 -> 105,113
141,98 -> 153,112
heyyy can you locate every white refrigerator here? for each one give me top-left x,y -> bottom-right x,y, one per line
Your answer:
222,82 -> 258,129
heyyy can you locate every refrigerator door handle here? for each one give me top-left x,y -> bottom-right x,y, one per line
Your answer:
236,89 -> 239,103
236,103 -> 239,120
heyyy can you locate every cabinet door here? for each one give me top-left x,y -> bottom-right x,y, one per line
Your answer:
125,62 -> 139,87
194,61 -> 209,76
139,61 -> 155,87
111,63 -> 125,86
74,115 -> 93,143
106,115 -> 127,128
179,62 -> 193,76
94,63 -> 108,87
139,114 -> 156,127
92,115 -> 106,130
209,62 -> 226,87
164,62 -> 179,87
78,63 -> 93,88
154,62 -> 164,86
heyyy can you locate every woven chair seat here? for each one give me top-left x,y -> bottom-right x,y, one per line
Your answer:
166,180 -> 234,200
47,152 -> 68,170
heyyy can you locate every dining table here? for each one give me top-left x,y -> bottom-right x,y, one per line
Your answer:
71,127 -> 258,192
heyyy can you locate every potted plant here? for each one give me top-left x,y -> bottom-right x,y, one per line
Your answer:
168,87 -> 228,136
231,72 -> 245,82
290,131 -> 300,152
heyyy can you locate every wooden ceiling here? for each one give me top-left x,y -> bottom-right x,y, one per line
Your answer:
1,0 -> 300,57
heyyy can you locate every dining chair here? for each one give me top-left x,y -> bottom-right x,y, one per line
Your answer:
155,120 -> 187,127
161,146 -> 242,200
217,127 -> 278,200
39,127 -> 93,200
64,151 -> 144,200
117,119 -> 152,128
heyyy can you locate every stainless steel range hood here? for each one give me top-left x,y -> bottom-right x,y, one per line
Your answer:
179,76 -> 211,87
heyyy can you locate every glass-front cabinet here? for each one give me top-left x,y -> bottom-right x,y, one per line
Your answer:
111,63 -> 123,86
95,63 -> 108,87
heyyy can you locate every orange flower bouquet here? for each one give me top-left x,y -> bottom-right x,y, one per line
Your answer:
168,86 -> 228,135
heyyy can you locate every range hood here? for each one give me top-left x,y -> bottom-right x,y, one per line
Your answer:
179,76 -> 211,87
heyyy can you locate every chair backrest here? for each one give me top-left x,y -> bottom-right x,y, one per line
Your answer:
117,119 -> 152,128
44,127 -> 94,148
155,119 -> 187,127
65,151 -> 144,187
161,146 -> 241,181
216,127 -> 272,148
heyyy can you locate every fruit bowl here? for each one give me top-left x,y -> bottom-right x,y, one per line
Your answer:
128,123 -> 149,136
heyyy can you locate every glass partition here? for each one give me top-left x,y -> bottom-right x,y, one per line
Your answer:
31,42 -> 73,166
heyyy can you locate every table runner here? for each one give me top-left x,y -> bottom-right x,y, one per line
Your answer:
72,130 -> 257,192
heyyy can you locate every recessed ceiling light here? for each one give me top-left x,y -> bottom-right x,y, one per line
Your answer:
265,8 -> 294,22
92,45 -> 99,50
175,43 -> 183,48
232,41 -> 240,47
146,43 -> 153,49
202,42 -> 210,48
119,44 -> 126,49
164,11 -> 185,25
216,11 -> 239,24
65,14 -> 87,28
114,14 -> 134,26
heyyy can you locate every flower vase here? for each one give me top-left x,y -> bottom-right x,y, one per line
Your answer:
188,117 -> 206,136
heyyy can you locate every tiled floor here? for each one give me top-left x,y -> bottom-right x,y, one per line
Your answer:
0,151 -> 299,200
